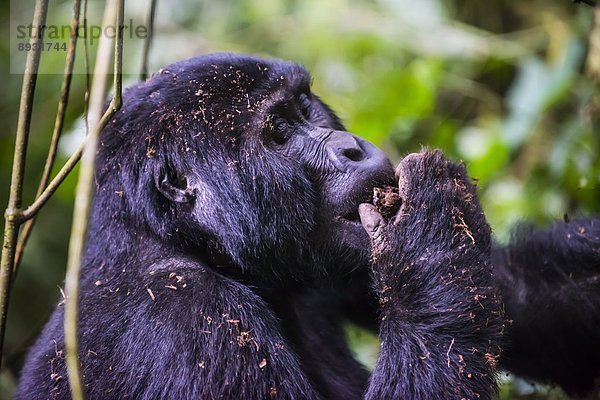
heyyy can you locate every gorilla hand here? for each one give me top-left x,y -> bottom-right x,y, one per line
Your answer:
359,150 -> 505,400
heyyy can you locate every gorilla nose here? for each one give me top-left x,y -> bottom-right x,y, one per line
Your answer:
328,131 -> 393,176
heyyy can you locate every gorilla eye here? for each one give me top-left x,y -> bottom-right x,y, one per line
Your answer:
298,93 -> 312,119
271,117 -> 292,145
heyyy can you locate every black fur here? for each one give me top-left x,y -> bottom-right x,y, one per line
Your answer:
15,53 -> 598,399
493,218 -> 600,396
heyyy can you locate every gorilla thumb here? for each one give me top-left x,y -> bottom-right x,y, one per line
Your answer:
358,203 -> 385,240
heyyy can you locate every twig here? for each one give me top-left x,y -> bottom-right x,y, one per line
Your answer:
446,338 -> 455,367
13,0 -> 83,275
140,0 -> 158,80
0,0 -> 49,367
586,9 -> 600,81
82,0 -> 91,135
63,0 -> 124,398
19,143 -> 84,222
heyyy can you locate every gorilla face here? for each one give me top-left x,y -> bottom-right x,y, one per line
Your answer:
263,89 -> 395,272
99,53 -> 393,278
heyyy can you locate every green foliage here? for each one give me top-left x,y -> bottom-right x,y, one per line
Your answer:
1,0 -> 599,398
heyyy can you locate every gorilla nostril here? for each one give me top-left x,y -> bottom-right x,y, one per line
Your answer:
343,148 -> 364,162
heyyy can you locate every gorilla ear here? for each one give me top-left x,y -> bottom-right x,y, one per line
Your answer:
154,167 -> 193,203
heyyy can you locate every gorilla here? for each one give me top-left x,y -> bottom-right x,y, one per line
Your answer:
15,53 -> 600,399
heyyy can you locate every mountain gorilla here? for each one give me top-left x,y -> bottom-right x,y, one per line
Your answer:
16,53 -> 600,399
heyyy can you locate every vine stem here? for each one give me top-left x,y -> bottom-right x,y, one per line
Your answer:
0,0 -> 49,367
63,0 -> 124,398
13,0 -> 83,276
140,0 -> 158,80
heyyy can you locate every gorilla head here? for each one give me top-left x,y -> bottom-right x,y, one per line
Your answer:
95,53 -> 394,281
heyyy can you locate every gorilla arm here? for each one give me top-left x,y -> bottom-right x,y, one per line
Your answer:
358,151 -> 505,400
15,261 -> 322,400
493,218 -> 600,396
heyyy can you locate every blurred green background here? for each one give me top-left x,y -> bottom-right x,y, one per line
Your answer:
1,0 -> 599,398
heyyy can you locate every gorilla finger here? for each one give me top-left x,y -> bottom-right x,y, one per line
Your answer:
359,203 -> 385,240
394,152 -> 425,180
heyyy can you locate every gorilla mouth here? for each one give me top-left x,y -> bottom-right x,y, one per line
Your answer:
337,177 -> 398,226
339,209 -> 362,224
336,185 -> 384,225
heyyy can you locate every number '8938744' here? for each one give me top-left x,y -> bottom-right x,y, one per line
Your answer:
17,42 -> 68,52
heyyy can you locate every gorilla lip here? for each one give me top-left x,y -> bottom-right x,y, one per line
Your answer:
338,179 -> 398,225
337,189 -> 377,224
339,209 -> 361,224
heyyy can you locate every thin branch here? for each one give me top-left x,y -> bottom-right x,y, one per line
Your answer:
586,8 -> 600,81
19,143 -> 84,222
64,0 -> 124,398
0,0 -> 49,367
584,8 -> 600,124
14,0 -> 83,275
82,0 -> 91,135
140,0 -> 158,81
